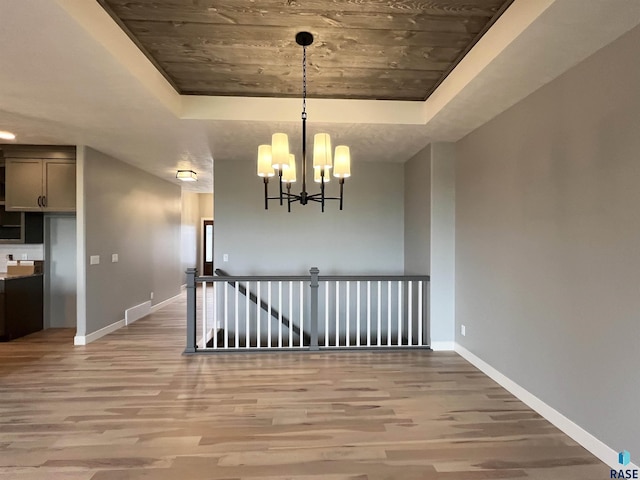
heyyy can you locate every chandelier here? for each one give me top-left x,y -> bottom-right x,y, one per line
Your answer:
257,32 -> 351,212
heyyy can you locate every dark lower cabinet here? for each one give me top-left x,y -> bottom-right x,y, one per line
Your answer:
0,274 -> 43,341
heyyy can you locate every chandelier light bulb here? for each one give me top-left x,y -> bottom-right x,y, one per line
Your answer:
257,144 -> 275,177
314,166 -> 330,183
333,146 -> 351,178
271,133 -> 290,170
282,154 -> 297,183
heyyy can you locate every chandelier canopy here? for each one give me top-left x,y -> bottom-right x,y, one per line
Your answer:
257,32 -> 351,212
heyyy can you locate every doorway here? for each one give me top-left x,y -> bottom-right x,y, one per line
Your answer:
44,215 -> 77,328
203,220 -> 213,276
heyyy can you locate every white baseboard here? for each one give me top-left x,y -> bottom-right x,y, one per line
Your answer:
430,341 -> 455,351
125,301 -> 151,325
180,284 -> 186,291
150,292 -> 183,313
74,319 -> 125,346
454,343 -> 637,470
74,292 -> 183,346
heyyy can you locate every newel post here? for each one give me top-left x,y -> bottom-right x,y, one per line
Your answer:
309,267 -> 320,350
185,268 -> 197,354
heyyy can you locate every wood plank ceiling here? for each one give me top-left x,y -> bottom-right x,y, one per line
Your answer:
98,0 -> 514,101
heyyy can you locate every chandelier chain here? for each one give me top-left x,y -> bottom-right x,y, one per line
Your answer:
302,46 -> 307,120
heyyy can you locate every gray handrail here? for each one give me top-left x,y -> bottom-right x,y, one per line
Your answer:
197,275 -> 309,282
319,275 -> 430,281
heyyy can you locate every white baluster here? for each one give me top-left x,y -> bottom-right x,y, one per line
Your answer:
234,282 -> 239,348
408,281 -> 413,346
356,281 -> 361,347
335,281 -> 340,347
367,281 -> 371,347
289,281 -> 293,348
245,281 -> 250,349
224,282 -> 228,349
325,281 -> 329,347
346,281 -> 351,347
212,281 -> 218,349
299,280 -> 304,347
418,280 -> 423,346
267,282 -> 272,348
202,281 -> 208,348
278,281 -> 283,348
387,281 -> 391,346
397,281 -> 402,346
256,281 -> 261,348
377,280 -> 381,346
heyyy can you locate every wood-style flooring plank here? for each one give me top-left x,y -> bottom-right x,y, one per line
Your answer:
0,294 -> 608,479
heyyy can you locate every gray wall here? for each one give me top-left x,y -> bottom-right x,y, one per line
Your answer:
181,191 -> 199,281
430,143 -> 456,347
455,24 -> 640,454
214,159 -> 404,275
76,146 -> 182,336
198,193 -> 214,273
404,145 -> 430,275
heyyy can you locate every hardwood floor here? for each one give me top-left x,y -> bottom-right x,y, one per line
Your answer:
0,294 -> 608,479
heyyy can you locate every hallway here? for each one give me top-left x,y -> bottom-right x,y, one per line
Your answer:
0,295 -> 607,479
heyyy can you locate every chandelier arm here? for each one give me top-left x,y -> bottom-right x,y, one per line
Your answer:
321,172 -> 325,213
278,170 -> 284,205
272,191 -> 302,200
263,178 -> 269,210
286,183 -> 292,213
307,196 -> 341,203
339,178 -> 345,211
307,191 -> 341,199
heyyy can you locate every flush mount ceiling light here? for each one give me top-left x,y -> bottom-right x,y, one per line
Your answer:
257,32 -> 351,212
176,170 -> 197,182
0,131 -> 16,140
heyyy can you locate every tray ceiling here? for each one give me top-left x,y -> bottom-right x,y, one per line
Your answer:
97,0 -> 514,101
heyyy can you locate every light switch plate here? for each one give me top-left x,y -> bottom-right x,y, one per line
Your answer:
112,254 -> 118,263
90,255 -> 100,265
461,325 -> 466,336
223,254 -> 229,262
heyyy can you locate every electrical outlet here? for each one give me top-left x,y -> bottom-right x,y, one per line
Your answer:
150,292 -> 154,300
21,253 -> 28,260
461,325 -> 466,336
223,254 -> 229,262
111,253 -> 118,263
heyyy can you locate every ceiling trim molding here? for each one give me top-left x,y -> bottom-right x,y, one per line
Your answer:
55,0 -> 182,117
421,0 -> 556,126
181,96 -> 427,125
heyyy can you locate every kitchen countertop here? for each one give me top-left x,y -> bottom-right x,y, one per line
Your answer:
0,272 -> 44,281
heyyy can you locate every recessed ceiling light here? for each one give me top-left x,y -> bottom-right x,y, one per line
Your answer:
0,131 -> 16,140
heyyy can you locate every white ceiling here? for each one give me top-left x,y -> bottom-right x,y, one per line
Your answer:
1,0 -> 640,193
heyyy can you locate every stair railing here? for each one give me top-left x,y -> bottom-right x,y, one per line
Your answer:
185,267 -> 429,353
